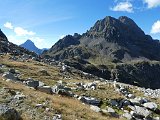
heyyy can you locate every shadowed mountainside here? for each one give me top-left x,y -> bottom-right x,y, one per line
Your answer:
43,16 -> 160,89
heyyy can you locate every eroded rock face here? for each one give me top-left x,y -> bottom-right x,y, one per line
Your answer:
0,104 -> 21,120
42,16 -> 160,89
115,61 -> 160,89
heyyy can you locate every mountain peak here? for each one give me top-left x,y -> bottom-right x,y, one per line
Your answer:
85,16 -> 145,41
25,39 -> 35,45
20,40 -> 48,55
0,29 -> 8,41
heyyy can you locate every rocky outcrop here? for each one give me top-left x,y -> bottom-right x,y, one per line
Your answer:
114,61 -> 160,89
0,29 -> 36,56
0,104 -> 21,120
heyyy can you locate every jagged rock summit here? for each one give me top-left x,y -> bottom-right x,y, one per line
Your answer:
44,16 -> 160,62
43,16 -> 160,89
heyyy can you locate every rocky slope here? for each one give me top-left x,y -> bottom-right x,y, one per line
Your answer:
0,54 -> 160,120
20,40 -> 47,55
43,16 -> 160,89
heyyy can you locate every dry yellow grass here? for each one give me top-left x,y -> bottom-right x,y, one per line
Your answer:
0,77 -> 122,120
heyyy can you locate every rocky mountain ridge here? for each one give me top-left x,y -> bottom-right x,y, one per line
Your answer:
43,16 -> 160,89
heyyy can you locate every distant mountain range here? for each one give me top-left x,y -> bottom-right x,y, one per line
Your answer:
20,40 -> 48,55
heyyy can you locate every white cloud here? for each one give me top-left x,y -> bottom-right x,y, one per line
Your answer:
29,37 -> 46,48
151,20 -> 160,34
111,1 -> 134,13
7,35 -> 25,45
144,0 -> 160,8
4,22 -> 13,29
14,27 -> 35,36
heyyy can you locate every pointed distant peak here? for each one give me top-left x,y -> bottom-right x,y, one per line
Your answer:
24,39 -> 35,45
0,29 -> 8,41
26,39 -> 33,43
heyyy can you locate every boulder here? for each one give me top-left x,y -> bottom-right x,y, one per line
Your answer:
107,107 -> 115,113
0,104 -> 21,120
79,96 -> 101,106
53,114 -> 62,120
131,106 -> 151,119
129,98 -> 140,105
51,85 -> 64,94
123,113 -> 132,120
110,99 -> 119,107
38,81 -> 45,87
25,80 -> 39,88
14,95 -> 26,100
128,94 -> 135,99
2,72 -> 18,81
9,68 -> 16,74
57,89 -> 73,97
119,99 -> 131,108
143,102 -> 157,110
37,86 -> 52,94
90,105 -> 101,112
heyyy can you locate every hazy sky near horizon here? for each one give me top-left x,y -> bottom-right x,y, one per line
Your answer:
0,0 -> 160,48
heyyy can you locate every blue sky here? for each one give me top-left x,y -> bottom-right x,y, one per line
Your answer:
0,0 -> 160,48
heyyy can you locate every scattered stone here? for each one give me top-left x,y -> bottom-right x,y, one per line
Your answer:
101,109 -> 108,113
37,86 -> 52,94
14,95 -> 26,100
53,114 -> 62,120
119,99 -> 131,108
38,81 -> 45,87
35,104 -> 43,108
123,113 -> 132,120
52,85 -> 64,94
107,107 -> 115,113
90,105 -> 101,112
25,80 -> 39,88
129,98 -> 141,105
45,108 -> 50,112
9,68 -> 16,74
128,94 -> 135,99
154,117 -> 160,120
57,89 -> 72,97
2,72 -> 19,81
0,104 -> 21,120
143,102 -> 157,110
110,99 -> 119,107
79,96 -> 101,106
131,106 -> 151,118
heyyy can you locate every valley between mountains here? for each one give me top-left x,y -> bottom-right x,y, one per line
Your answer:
0,16 -> 160,120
